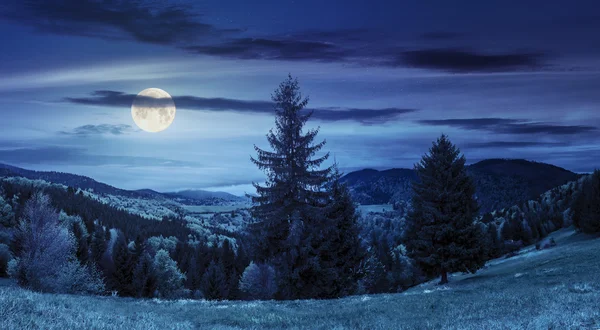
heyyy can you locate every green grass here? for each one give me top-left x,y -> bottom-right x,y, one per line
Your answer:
1,228 -> 599,329
182,205 -> 247,214
356,204 -> 394,215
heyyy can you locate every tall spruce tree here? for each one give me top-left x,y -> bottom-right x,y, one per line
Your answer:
405,134 -> 486,284
110,232 -> 135,296
249,75 -> 331,299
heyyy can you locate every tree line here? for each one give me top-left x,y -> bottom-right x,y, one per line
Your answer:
1,75 -> 599,300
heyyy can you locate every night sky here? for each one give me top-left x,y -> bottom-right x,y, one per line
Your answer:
1,0 -> 599,195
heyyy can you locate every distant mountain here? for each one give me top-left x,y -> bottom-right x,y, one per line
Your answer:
340,168 -> 417,206
341,159 -> 582,213
0,163 -> 243,206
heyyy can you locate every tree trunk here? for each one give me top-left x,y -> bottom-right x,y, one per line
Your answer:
439,270 -> 448,285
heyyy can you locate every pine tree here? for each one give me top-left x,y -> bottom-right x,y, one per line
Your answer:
133,252 -> 157,298
318,164 -> 365,298
201,260 -> 227,300
220,239 -> 238,299
405,134 -> 486,284
250,75 -> 331,259
185,256 -> 202,293
73,222 -> 90,265
249,75 -> 331,299
110,232 -> 135,296
90,224 -> 107,265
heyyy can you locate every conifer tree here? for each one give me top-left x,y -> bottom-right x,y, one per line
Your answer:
318,164 -> 364,297
250,75 -> 331,260
90,224 -> 107,265
73,222 -> 90,265
133,252 -> 156,298
249,75 -> 331,299
201,260 -> 227,300
110,232 -> 135,296
405,134 -> 486,284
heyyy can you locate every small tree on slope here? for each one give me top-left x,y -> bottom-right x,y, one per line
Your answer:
573,169 -> 600,233
405,134 -> 486,284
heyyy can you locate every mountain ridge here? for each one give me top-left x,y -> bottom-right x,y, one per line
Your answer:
340,158 -> 583,213
0,163 -> 242,206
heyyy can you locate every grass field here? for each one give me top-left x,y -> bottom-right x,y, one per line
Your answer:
182,204 -> 248,214
1,228 -> 599,329
356,204 -> 394,215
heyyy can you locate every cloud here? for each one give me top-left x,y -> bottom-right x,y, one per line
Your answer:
0,146 -> 198,167
420,32 -> 463,40
1,2 -> 555,72
64,90 -> 418,124
60,124 -> 136,136
397,49 -> 544,72
419,118 -> 597,135
0,0 -> 227,45
464,141 -> 568,148
184,37 -> 353,62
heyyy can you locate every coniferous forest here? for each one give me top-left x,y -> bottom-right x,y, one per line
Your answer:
1,75 -> 598,305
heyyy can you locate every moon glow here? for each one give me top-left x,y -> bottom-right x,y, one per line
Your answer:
131,88 -> 176,133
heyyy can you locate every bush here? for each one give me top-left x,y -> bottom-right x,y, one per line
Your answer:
55,261 -> 105,295
153,249 -> 186,299
239,262 -> 277,300
11,193 -> 74,291
11,192 -> 104,294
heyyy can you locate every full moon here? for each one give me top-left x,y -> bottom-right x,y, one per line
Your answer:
131,88 -> 176,133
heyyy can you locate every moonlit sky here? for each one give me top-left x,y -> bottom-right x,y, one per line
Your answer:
1,1 -> 599,195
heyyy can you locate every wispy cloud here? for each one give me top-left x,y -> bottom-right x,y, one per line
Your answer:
0,2 -> 556,73
64,90 -> 418,124
0,0 -> 230,45
0,146 -> 198,167
464,141 -> 569,148
397,49 -> 544,72
419,118 -> 597,135
184,38 -> 351,62
60,124 -> 137,136
420,32 -> 464,40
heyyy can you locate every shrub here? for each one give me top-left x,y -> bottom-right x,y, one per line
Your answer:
239,262 -> 277,300
54,261 -> 105,295
11,192 -> 104,294
153,249 -> 186,299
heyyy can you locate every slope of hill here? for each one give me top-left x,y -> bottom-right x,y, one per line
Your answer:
0,163 -> 135,197
341,159 -> 581,213
1,227 -> 597,329
0,163 -> 243,206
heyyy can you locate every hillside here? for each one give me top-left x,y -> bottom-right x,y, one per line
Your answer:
1,227 -> 598,329
0,163 -> 243,206
341,159 -> 581,213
